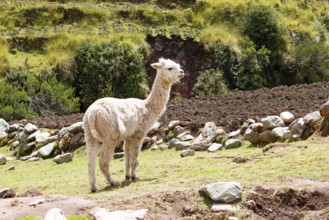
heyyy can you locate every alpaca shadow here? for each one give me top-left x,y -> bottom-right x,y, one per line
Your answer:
97,178 -> 158,192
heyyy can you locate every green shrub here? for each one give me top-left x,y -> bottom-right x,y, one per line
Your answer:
291,38 -> 329,83
0,82 -> 38,120
211,43 -> 238,88
235,37 -> 271,90
74,41 -> 148,110
3,70 -> 79,119
193,69 -> 228,97
243,5 -> 284,53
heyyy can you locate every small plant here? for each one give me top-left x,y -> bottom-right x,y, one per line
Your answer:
193,69 -> 228,97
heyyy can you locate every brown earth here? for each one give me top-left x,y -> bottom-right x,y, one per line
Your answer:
17,81 -> 329,133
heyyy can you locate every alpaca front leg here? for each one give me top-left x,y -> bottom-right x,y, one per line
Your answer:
130,139 -> 144,181
124,141 -> 132,181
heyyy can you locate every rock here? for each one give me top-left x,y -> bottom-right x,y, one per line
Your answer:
68,132 -> 84,151
180,149 -> 195,157
243,128 -> 259,144
180,134 -> 194,141
114,152 -> 125,159
304,111 -> 321,128
37,142 -> 57,158
319,117 -> 329,137
91,207 -> 148,220
160,145 -> 169,151
199,182 -> 242,203
18,141 -> 36,157
173,126 -> 185,134
202,122 -> 217,138
6,165 -> 15,171
28,130 -> 51,145
150,145 -> 158,151
280,111 -> 295,124
24,123 -> 38,134
67,121 -> 83,134
44,208 -> 67,220
0,154 -> 6,165
8,124 -> 20,133
208,143 -> 223,152
0,188 -> 16,198
148,122 -> 160,135
0,118 -> 9,133
259,130 -> 276,144
18,188 -> 43,197
0,132 -> 8,147
261,116 -> 285,129
168,138 -> 179,149
142,137 -> 155,150
27,157 -> 43,162
249,123 -> 264,132
29,198 -> 45,207
211,204 -> 237,212
320,100 -> 329,118
241,119 -> 256,134
53,153 -> 73,164
175,141 -> 191,150
190,142 -> 212,151
168,120 -> 180,130
289,118 -> 305,135
228,130 -> 241,139
271,127 -> 292,141
224,139 -> 242,149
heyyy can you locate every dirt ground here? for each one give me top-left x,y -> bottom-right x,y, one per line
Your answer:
4,81 -> 329,219
17,81 -> 329,133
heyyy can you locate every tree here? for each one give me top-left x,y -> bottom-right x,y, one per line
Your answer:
193,69 -> 228,97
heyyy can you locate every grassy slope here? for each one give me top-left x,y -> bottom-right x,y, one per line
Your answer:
0,0 -> 328,75
1,135 -> 328,203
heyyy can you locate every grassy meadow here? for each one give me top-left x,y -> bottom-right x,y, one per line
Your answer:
1,135 -> 328,202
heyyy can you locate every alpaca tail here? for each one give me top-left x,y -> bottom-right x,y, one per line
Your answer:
85,112 -> 104,143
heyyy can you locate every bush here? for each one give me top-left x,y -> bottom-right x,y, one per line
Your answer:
0,82 -> 38,120
2,70 -> 80,119
74,41 -> 148,110
235,38 -> 271,90
291,39 -> 329,84
243,5 -> 284,53
193,69 -> 228,97
211,43 -> 238,88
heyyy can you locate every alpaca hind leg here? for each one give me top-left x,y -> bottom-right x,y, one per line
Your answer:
86,139 -> 100,192
99,142 -> 118,186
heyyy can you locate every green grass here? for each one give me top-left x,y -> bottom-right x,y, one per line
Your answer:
1,135 -> 328,203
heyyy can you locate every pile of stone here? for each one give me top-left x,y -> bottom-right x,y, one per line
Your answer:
0,120 -> 84,164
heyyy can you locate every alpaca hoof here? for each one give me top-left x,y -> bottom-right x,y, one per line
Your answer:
125,175 -> 131,181
110,181 -> 120,186
91,188 -> 98,193
132,176 -> 140,182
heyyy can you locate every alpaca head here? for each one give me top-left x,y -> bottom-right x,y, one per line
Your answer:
151,58 -> 184,84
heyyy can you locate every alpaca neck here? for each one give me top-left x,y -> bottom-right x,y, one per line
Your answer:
144,71 -> 171,123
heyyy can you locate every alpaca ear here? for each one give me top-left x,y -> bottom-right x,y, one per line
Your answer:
151,62 -> 164,69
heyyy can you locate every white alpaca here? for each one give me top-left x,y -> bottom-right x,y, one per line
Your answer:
83,58 -> 184,192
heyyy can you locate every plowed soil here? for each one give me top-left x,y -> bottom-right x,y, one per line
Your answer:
19,81 -> 329,133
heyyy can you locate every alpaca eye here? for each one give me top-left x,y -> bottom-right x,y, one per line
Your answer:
168,68 -> 173,71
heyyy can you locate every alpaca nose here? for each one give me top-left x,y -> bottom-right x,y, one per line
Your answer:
179,70 -> 185,77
